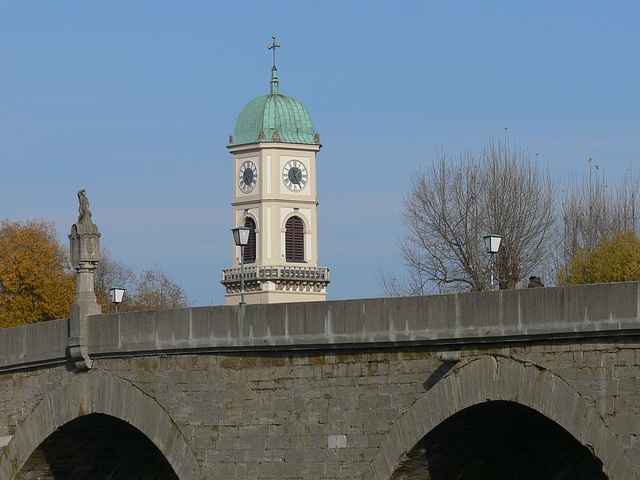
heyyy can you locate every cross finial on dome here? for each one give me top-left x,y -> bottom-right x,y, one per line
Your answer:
268,35 -> 280,69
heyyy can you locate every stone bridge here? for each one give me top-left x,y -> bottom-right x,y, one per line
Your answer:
2,282 -> 640,479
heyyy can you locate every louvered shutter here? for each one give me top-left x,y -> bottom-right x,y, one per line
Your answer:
243,218 -> 256,263
285,216 -> 304,262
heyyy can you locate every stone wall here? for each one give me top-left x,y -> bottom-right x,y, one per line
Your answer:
1,283 -> 640,479
1,339 -> 639,479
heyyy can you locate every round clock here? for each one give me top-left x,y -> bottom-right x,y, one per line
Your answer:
282,160 -> 308,191
239,161 -> 257,192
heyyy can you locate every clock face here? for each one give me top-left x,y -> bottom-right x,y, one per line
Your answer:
239,161 -> 257,193
282,160 -> 308,191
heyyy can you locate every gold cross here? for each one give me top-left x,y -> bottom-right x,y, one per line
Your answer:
268,35 -> 280,68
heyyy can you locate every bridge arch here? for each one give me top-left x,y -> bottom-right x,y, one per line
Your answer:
0,371 -> 204,480
364,354 -> 635,480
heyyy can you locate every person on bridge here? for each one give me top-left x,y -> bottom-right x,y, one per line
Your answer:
527,276 -> 544,288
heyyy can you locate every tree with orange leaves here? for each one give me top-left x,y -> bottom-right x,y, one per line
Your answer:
0,219 -> 75,328
558,231 -> 640,285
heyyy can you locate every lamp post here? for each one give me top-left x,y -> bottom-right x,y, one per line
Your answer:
231,226 -> 251,306
483,234 -> 503,291
108,287 -> 126,313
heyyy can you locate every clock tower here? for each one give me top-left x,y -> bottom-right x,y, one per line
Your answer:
221,55 -> 330,304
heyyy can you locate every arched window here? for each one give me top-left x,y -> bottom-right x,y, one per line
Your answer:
243,217 -> 256,263
285,216 -> 305,262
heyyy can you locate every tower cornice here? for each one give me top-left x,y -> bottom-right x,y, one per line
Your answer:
232,199 -> 319,208
227,142 -> 321,154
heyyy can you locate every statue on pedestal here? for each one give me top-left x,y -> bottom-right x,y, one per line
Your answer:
77,189 -> 92,222
68,189 -> 102,372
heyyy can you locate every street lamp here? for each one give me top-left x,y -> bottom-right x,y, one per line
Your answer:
108,287 -> 126,313
231,226 -> 251,306
483,234 -> 503,291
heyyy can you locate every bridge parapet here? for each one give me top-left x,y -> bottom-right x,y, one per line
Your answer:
2,282 -> 640,372
0,318 -> 67,372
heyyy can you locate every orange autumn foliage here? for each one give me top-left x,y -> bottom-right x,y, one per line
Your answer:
0,219 -> 75,328
558,231 -> 640,285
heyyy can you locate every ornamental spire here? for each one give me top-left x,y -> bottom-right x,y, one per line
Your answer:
268,35 -> 280,95
270,67 -> 279,94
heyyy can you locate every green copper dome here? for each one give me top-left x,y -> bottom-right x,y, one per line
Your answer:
228,68 -> 319,147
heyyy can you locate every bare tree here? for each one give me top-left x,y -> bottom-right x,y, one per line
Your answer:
380,137 -> 557,295
614,168 -> 640,234
94,248 -> 137,312
558,162 -> 640,280
130,267 -> 190,310
95,249 -> 191,311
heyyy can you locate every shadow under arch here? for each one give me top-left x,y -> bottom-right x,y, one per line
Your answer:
16,413 -> 179,479
364,355 -> 636,480
0,371 -> 204,480
391,400 -> 606,479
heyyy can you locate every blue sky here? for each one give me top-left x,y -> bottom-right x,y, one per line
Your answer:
2,2 -> 639,305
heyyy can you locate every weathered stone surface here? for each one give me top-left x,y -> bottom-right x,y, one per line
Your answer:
1,283 -> 640,478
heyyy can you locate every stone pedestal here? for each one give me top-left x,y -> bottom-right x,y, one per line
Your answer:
67,189 -> 101,372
